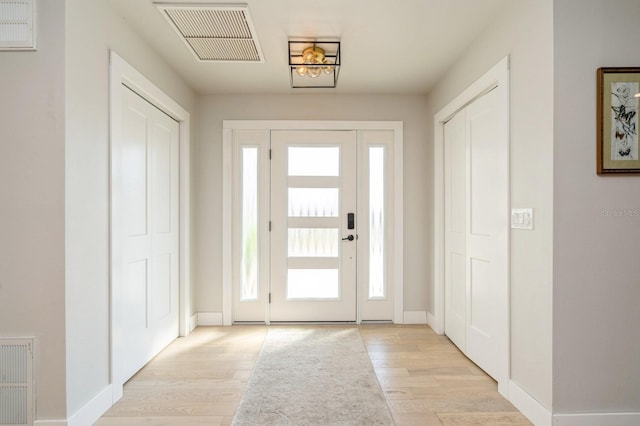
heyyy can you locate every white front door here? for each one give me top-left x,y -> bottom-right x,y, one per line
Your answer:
270,130 -> 357,322
444,87 -> 508,381
113,86 -> 180,384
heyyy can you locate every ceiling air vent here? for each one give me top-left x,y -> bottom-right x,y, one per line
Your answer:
0,0 -> 36,51
155,3 -> 264,63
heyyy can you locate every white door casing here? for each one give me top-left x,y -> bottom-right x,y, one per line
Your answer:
110,52 -> 191,402
223,121 -> 403,325
434,57 -> 510,395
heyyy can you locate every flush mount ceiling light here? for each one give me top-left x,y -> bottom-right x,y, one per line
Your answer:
289,40 -> 340,88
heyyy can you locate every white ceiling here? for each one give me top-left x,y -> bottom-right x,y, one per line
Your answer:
108,0 -> 509,95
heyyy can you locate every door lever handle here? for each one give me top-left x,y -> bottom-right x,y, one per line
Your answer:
342,235 -> 355,241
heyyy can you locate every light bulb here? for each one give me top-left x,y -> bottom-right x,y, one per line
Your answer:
307,67 -> 321,78
323,59 -> 334,74
296,66 -> 307,77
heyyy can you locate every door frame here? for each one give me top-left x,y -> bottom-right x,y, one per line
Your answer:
222,120 -> 404,325
109,51 -> 192,401
432,56 -> 510,394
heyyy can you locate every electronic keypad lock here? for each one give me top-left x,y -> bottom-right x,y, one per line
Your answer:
348,213 -> 355,230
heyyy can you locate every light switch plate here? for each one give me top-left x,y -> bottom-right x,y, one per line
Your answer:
511,208 -> 534,230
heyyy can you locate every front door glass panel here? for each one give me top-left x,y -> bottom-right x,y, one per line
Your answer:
241,147 -> 258,301
286,146 -> 340,299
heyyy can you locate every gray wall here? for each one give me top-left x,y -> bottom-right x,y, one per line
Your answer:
195,94 -> 430,314
10,0 -> 639,419
65,0 -> 196,416
0,1 -> 67,420
425,0 -> 554,409
553,0 -> 640,413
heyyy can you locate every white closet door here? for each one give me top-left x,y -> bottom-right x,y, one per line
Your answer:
444,87 -> 508,382
465,88 -> 508,381
444,111 -> 468,352
114,86 -> 180,384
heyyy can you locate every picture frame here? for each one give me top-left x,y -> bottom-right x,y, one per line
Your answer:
597,67 -> 640,174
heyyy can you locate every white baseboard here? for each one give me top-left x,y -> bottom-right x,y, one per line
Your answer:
34,421 -> 67,425
426,311 -> 444,334
553,412 -> 640,426
197,312 -> 223,326
508,380 -> 551,426
190,313 -> 198,332
403,311 -> 427,324
66,385 -> 113,426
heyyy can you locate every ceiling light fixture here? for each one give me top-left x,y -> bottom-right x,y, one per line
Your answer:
289,40 -> 340,88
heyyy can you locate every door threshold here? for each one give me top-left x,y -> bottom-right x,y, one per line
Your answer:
268,321 -> 357,326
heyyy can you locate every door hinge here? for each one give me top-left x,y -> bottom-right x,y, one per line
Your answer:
269,293 -> 271,304
269,221 -> 272,231
269,149 -> 272,160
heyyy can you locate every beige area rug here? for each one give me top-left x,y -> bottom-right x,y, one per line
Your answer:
232,327 -> 394,425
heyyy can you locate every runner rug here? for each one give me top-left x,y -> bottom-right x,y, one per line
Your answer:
232,327 -> 394,425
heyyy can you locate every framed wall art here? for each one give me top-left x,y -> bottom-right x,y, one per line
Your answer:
597,67 -> 640,174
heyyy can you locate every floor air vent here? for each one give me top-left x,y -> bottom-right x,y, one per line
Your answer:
155,3 -> 264,62
0,339 -> 33,426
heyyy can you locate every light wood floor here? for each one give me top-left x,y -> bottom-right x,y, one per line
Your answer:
96,325 -> 531,426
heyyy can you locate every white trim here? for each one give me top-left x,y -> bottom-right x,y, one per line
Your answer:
553,413 -> 640,426
509,380 -> 552,426
66,385 -> 113,426
222,128 -> 233,326
403,311 -> 427,324
393,126 -> 404,324
109,51 -> 192,402
223,120 -> 403,131
190,313 -> 198,332
222,120 -> 404,325
427,312 -> 441,333
34,421 -> 67,426
197,312 -> 224,326
433,56 -> 511,389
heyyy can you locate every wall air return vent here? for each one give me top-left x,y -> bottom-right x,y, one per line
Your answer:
155,3 -> 264,63
0,0 -> 36,51
0,339 -> 34,426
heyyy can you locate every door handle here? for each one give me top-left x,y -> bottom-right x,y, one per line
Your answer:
342,235 -> 355,241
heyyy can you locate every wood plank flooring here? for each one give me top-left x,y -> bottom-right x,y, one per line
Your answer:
96,325 -> 531,425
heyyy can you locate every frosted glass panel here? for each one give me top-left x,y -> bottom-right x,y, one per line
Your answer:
288,228 -> 339,257
288,147 -> 339,176
369,147 -> 385,298
287,269 -> 339,299
241,147 -> 258,301
288,188 -> 339,217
